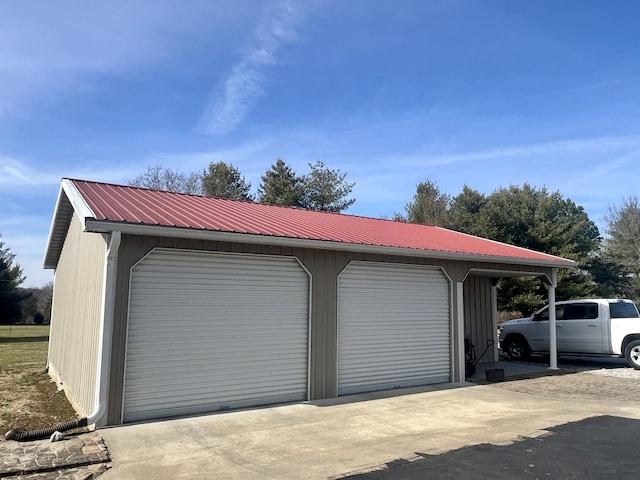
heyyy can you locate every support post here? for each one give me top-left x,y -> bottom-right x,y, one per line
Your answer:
491,279 -> 500,361
548,268 -> 558,370
455,282 -> 465,382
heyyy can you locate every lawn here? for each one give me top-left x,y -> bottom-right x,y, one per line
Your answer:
0,325 -> 79,436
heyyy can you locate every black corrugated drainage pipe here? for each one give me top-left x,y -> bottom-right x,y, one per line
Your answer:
4,417 -> 88,442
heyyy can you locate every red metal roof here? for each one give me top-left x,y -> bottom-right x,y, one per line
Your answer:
69,179 -> 572,264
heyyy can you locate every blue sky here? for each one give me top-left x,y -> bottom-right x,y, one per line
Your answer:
1,0 -> 639,287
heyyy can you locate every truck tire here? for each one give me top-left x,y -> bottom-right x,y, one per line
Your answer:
504,335 -> 531,361
624,340 -> 640,370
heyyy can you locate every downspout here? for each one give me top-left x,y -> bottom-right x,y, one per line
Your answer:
4,231 -> 121,441
87,230 -> 121,425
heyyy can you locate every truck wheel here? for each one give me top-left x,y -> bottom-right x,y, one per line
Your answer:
505,335 -> 531,361
624,340 -> 640,370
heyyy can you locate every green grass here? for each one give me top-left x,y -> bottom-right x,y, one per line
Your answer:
0,324 -> 50,338
0,325 -> 79,435
0,325 -> 51,370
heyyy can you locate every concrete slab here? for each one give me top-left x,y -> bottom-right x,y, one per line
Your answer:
467,360 -> 549,382
99,382 -> 640,480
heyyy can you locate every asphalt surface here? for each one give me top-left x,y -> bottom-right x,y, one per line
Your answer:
348,356 -> 639,480
346,415 -> 638,479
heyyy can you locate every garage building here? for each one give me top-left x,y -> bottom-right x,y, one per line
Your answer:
44,179 -> 574,426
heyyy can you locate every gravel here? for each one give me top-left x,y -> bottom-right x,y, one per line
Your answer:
583,367 -> 640,379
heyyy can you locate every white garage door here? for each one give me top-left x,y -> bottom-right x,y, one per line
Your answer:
123,249 -> 310,423
338,262 -> 450,396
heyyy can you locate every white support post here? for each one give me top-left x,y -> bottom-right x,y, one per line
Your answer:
456,282 -> 465,382
491,282 -> 499,361
548,269 -> 558,370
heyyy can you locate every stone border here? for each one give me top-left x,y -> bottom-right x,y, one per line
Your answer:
0,431 -> 111,479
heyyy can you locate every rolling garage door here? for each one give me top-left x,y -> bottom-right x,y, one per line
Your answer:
338,262 -> 451,396
123,249 -> 310,423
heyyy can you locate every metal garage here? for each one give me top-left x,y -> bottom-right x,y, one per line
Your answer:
122,249 -> 310,423
45,179 -> 575,427
337,262 -> 451,396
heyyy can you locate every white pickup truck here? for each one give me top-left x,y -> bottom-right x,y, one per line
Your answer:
499,299 -> 640,369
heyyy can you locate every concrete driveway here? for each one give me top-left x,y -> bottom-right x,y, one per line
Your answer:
99,377 -> 640,479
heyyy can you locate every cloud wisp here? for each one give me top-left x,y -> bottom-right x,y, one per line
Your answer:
199,0 -> 311,136
414,133 -> 640,167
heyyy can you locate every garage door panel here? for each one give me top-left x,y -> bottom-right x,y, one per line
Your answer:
123,249 -> 309,423
338,262 -> 451,396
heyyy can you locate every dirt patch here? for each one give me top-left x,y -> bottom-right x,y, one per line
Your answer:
0,367 -> 79,435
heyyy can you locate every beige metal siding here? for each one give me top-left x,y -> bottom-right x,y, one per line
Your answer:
105,233 -> 554,425
48,214 -> 106,416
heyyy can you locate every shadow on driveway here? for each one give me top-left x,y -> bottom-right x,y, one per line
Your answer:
344,415 -> 639,479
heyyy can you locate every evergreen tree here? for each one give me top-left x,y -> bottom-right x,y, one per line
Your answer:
479,184 -> 600,311
448,185 -> 487,236
258,158 -> 305,207
397,180 -> 451,226
0,235 -> 26,325
202,161 -> 254,201
301,160 -> 355,213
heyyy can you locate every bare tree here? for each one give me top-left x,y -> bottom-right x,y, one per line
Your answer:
127,165 -> 202,194
605,195 -> 640,277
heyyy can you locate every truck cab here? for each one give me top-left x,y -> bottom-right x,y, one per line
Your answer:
499,299 -> 640,369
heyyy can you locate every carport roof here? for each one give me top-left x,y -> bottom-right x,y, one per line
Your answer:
44,178 -> 576,269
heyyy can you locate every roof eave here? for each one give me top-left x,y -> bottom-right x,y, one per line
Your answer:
84,220 -> 577,269
43,179 -> 96,269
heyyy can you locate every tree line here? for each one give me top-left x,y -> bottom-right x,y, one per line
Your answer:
1,163 -> 638,323
127,158 -> 356,213
0,236 -> 52,325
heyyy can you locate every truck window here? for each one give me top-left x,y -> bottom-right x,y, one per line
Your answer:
562,303 -> 598,320
609,302 -> 640,318
536,305 -> 565,321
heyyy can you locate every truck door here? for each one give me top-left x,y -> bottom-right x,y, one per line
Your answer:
556,302 -> 603,353
529,306 -> 552,351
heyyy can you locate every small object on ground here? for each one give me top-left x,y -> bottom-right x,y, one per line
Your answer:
485,368 -> 505,382
50,431 -> 66,442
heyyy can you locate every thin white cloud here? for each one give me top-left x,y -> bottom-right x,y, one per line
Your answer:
413,134 -> 640,167
199,0 -> 312,135
0,155 -> 155,192
0,156 -> 49,187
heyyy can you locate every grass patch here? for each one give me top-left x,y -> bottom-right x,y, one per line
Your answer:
0,325 -> 79,435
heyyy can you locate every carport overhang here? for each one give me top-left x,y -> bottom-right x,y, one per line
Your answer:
461,266 -> 566,377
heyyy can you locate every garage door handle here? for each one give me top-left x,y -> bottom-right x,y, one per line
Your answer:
556,325 -> 562,328
587,324 -> 598,327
